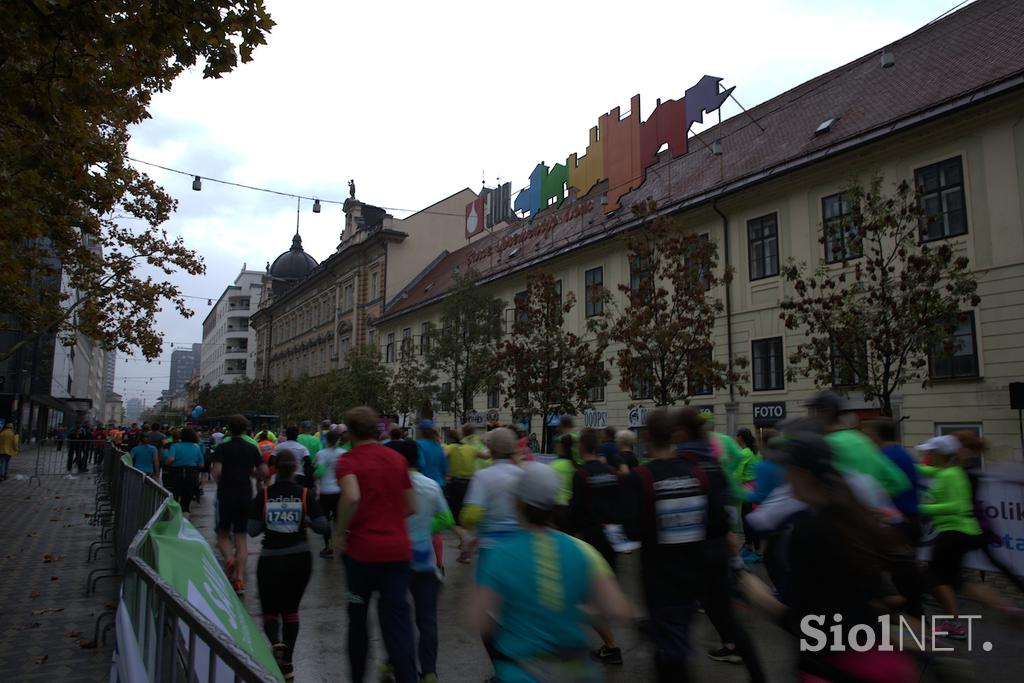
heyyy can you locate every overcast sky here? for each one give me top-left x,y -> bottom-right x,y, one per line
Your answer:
118,0 -> 969,404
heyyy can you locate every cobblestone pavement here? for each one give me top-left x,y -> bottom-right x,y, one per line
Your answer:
188,476 -> 1024,682
0,447 -> 117,682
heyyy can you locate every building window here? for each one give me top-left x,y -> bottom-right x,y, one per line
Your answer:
752,337 -> 785,391
420,322 -> 432,355
748,213 -> 779,280
514,290 -> 529,324
587,362 -> 605,403
584,267 -> 604,317
916,156 -> 967,242
343,284 -> 354,311
935,423 -> 982,437
370,272 -> 379,300
929,312 -> 979,380
368,329 -> 377,353
687,348 -> 714,396
831,342 -> 868,388
401,327 -> 412,357
385,332 -> 396,363
822,193 -> 860,263
339,337 -> 351,365
487,385 -> 500,410
629,250 -> 654,297
441,382 -> 452,410
630,372 -> 653,401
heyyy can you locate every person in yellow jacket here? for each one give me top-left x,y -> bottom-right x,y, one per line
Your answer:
0,423 -> 18,481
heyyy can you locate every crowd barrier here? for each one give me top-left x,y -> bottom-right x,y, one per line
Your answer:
99,448 -> 282,682
27,438 -> 107,484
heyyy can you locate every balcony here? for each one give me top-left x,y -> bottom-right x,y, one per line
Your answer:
225,338 -> 249,355
225,316 -> 249,333
227,297 -> 251,312
225,360 -> 247,376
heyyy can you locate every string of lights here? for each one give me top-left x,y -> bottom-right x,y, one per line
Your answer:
127,157 -> 469,218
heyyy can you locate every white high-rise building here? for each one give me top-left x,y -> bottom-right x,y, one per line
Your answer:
200,267 -> 263,387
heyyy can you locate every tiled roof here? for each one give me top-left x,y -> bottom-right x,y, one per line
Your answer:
382,0 -> 1024,322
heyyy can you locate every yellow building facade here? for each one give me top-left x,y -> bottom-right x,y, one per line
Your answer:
374,0 -> 1024,457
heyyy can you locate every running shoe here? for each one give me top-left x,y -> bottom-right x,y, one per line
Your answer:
420,674 -> 439,683
320,547 -> 334,559
707,646 -> 743,664
280,661 -> 294,680
740,547 -> 762,564
935,619 -> 967,640
272,643 -> 287,664
379,662 -> 396,682
456,551 -> 472,565
590,645 -> 623,665
232,579 -> 245,596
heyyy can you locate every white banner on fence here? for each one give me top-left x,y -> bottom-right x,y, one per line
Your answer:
111,599 -> 148,683
918,472 -> 1024,577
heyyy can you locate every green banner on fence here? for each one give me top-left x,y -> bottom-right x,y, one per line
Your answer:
147,500 -> 284,682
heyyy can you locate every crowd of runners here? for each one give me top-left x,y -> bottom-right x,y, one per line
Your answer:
103,389 -> 1024,682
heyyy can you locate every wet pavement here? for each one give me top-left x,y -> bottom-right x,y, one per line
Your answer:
188,477 -> 1022,682
0,447 -> 117,682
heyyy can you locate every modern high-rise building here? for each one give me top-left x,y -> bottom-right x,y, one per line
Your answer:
200,268 -> 263,386
103,350 -> 116,394
168,343 -> 202,395
125,397 -> 143,423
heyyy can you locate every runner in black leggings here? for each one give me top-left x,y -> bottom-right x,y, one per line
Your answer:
248,450 -> 328,680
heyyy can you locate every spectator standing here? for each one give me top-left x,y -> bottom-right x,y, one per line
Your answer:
0,422 -> 19,481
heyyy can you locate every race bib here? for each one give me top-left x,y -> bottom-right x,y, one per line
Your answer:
266,497 -> 304,534
655,490 -> 707,545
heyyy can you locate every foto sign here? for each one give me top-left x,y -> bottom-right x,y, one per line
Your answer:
584,410 -> 608,429
466,411 -> 486,428
753,402 -> 786,427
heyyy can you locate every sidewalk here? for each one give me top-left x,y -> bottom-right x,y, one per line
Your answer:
0,447 -> 116,682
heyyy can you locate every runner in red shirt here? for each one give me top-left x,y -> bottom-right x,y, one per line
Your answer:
334,406 -> 417,683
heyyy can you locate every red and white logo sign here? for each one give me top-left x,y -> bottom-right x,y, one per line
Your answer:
465,194 -> 485,239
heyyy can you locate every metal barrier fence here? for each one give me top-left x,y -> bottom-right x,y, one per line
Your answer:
29,439 -> 108,483
103,449 -> 278,682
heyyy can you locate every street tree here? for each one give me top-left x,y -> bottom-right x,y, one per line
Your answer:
498,272 -> 609,451
601,203 -> 746,407
340,345 -> 394,415
0,1 -> 275,363
391,344 -> 438,423
427,270 -> 504,422
780,176 -> 981,416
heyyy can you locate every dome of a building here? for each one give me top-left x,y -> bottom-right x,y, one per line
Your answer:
269,232 -> 318,293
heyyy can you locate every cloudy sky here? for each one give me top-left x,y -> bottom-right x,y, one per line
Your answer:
119,0 -> 969,404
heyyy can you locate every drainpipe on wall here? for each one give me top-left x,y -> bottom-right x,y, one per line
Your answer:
712,200 -> 738,435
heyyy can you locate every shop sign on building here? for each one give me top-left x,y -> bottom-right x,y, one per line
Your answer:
628,404 -> 652,428
584,410 -> 608,429
753,402 -> 786,427
465,410 -> 486,428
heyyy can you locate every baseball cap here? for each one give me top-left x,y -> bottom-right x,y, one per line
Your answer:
916,435 -> 961,457
485,427 -> 519,457
417,419 -> 434,430
514,462 -> 560,510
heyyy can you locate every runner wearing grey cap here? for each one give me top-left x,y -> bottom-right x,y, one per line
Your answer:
471,462 -> 631,682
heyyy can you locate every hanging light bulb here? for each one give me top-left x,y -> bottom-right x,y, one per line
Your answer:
192,175 -> 202,191
313,199 -> 321,213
